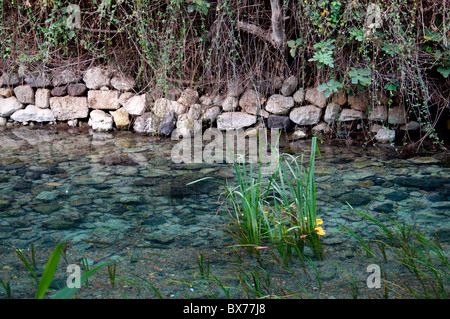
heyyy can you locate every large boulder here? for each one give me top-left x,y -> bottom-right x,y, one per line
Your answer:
87,90 -> 120,110
88,109 -> 113,131
11,105 -> 55,122
289,105 -> 322,125
49,96 -> 89,120
265,94 -> 294,115
216,112 -> 257,130
305,87 -> 327,108
0,96 -> 24,117
153,98 -> 187,117
123,93 -> 149,116
83,66 -> 112,89
14,85 -> 35,104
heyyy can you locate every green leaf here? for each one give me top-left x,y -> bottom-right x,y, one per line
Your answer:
35,239 -> 67,299
437,67 -> 450,78
348,68 -> 372,86
317,79 -> 343,98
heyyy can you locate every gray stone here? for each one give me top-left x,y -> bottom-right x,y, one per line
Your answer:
305,87 -> 327,108
289,105 -> 322,125
159,110 -> 176,136
49,96 -> 89,120
36,190 -> 59,201
51,86 -> 67,97
332,89 -> 347,106
239,89 -> 261,114
83,66 -> 112,89
0,96 -> 24,117
14,85 -> 35,104
0,117 -> 7,126
0,74 -> 21,86
400,121 -> 420,131
221,96 -> 239,111
293,89 -> 305,104
281,75 -> 298,96
338,109 -> 368,121
11,105 -> 55,122
265,94 -> 295,115
216,112 -> 257,130
52,70 -> 81,87
87,90 -> 120,110
312,122 -> 331,134
68,83 -> 87,96
290,130 -> 307,140
324,102 -> 341,123
133,112 -> 160,134
25,75 -> 51,88
88,109 -> 114,131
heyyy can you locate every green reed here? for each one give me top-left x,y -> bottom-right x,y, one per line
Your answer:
224,137 -> 325,264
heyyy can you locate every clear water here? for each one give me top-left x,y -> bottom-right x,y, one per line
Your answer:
0,127 -> 448,299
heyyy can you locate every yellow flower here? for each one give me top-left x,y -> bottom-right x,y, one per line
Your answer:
315,227 -> 326,236
316,218 -> 323,225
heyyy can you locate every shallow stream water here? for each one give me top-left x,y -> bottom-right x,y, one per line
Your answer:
0,127 -> 448,299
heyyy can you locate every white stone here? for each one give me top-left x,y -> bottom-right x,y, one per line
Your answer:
0,96 -> 24,117
0,88 -> 14,98
289,105 -> 322,125
153,98 -> 187,117
281,75 -> 298,96
35,88 -> 51,109
0,117 -> 7,126
312,122 -> 331,134
11,105 -> 55,122
88,109 -> 114,131
49,96 -> 89,120
265,94 -> 295,115
124,94 -> 149,116
83,66 -> 112,89
216,112 -> 257,130
239,89 -> 261,113
52,70 -> 81,86
87,90 -> 120,110
177,88 -> 199,107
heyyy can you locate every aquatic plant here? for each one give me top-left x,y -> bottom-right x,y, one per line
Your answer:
0,277 -> 11,298
224,137 -> 326,264
342,206 -> 450,299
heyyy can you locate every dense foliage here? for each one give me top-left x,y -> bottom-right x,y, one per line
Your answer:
0,0 -> 449,145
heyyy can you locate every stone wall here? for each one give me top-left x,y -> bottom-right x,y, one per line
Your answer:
0,68 -> 420,143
